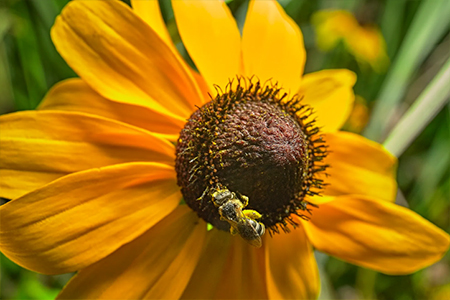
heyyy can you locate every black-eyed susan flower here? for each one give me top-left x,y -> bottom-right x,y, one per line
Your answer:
312,9 -> 389,73
0,0 -> 448,299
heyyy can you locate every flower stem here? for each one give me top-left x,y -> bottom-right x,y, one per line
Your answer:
383,56 -> 450,157
356,268 -> 377,300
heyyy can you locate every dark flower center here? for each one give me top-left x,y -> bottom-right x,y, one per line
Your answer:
175,79 -> 327,234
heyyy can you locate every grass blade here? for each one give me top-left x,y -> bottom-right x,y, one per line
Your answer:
383,56 -> 450,157
365,0 -> 450,141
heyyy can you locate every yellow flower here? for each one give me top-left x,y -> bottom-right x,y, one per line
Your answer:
0,1 -> 448,299
312,10 -> 389,73
343,95 -> 370,133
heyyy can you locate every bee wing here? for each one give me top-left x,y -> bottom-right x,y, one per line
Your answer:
237,218 -> 263,248
246,234 -> 262,248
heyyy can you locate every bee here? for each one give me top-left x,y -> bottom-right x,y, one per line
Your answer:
211,188 -> 265,247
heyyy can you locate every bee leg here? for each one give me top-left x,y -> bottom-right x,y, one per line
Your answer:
230,226 -> 239,236
196,187 -> 209,203
239,194 -> 249,207
243,209 -> 262,220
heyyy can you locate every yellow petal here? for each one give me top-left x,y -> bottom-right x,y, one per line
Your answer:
190,69 -> 212,105
345,26 -> 389,73
306,195 -> 336,206
172,0 -> 242,92
0,110 -> 175,199
180,229 -> 233,299
130,0 -> 209,105
183,230 -> 268,299
303,195 -> 450,275
39,78 -> 185,141
51,0 -> 202,119
242,0 -> 306,93
321,131 -> 397,202
311,10 -> 358,52
0,162 -> 181,275
142,221 -> 205,299
57,206 -> 204,299
344,95 -> 370,133
299,69 -> 356,132
214,237 -> 268,299
266,225 -> 320,300
130,0 -> 172,48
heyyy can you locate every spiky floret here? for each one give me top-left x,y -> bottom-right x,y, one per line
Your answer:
175,78 -> 328,234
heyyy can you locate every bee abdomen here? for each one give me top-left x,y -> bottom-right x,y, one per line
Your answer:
248,219 -> 265,237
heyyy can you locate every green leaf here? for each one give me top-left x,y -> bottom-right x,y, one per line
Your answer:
365,0 -> 450,141
9,0 -> 47,110
383,56 -> 450,157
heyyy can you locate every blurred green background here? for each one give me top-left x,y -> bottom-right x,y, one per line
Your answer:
0,0 -> 449,299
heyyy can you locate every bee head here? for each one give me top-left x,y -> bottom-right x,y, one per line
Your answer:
211,189 -> 234,207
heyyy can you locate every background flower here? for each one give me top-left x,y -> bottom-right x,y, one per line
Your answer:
312,9 -> 390,73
